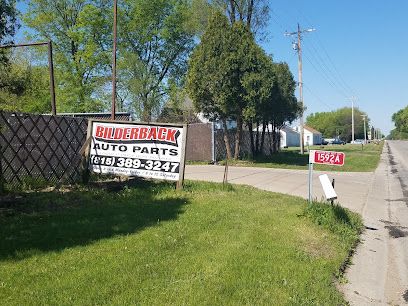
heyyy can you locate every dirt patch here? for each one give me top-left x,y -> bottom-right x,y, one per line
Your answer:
403,289 -> 408,302
385,225 -> 408,238
387,143 -> 408,207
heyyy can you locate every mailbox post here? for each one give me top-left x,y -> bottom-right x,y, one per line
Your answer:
308,150 -> 345,204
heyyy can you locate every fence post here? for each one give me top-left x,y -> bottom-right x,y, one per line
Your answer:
0,143 -> 4,194
211,122 -> 216,163
81,120 -> 93,184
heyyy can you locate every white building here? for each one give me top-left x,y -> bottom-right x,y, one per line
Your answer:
252,124 -> 300,148
302,125 -> 323,146
280,125 -> 300,148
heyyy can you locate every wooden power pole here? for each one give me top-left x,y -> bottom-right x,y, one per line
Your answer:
111,0 -> 118,120
285,24 -> 315,154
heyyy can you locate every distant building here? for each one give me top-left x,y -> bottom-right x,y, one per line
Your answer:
280,125 -> 300,148
252,124 -> 300,148
296,125 -> 323,146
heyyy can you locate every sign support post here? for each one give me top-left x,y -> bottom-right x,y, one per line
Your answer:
308,149 -> 345,204
308,162 -> 313,204
176,124 -> 188,190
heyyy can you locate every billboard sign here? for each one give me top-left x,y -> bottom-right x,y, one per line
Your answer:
309,150 -> 345,166
87,120 -> 187,182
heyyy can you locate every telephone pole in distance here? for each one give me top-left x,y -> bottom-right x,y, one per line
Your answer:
285,24 -> 315,154
361,114 -> 367,144
349,96 -> 356,143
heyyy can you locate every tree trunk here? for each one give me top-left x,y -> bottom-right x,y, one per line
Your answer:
248,121 -> 255,158
234,116 -> 243,159
247,0 -> 254,27
267,124 -> 273,155
229,0 -> 236,23
272,123 -> 278,153
255,121 -> 260,155
222,119 -> 232,160
260,120 -> 266,154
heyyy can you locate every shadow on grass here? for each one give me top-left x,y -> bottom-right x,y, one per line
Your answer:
253,151 -> 309,166
331,204 -> 352,225
0,179 -> 189,261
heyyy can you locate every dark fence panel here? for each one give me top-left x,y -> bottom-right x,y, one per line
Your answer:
214,130 -> 274,160
185,123 -> 276,161
0,111 -> 88,188
186,123 -> 213,161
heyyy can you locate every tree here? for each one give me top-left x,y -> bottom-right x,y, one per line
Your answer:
117,0 -> 196,121
306,107 -> 369,142
24,0 -> 112,112
0,49 -> 51,113
244,60 -> 300,156
211,0 -> 269,38
390,106 -> 408,139
0,0 -> 19,62
392,106 -> 408,133
187,12 -> 260,159
266,62 -> 300,153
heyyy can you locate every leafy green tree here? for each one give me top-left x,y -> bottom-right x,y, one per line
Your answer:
0,0 -> 19,62
306,107 -> 368,142
0,50 -> 51,113
117,0 -> 196,121
392,106 -> 408,133
211,0 -> 269,37
244,60 -> 300,156
267,62 -> 300,152
187,12 -> 260,159
390,106 -> 408,139
24,0 -> 112,112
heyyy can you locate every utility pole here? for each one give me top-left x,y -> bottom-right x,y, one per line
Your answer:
349,96 -> 356,143
285,24 -> 315,154
111,0 -> 118,120
361,114 -> 367,144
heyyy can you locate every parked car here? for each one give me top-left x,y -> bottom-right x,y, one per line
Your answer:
331,138 -> 345,145
351,139 -> 364,144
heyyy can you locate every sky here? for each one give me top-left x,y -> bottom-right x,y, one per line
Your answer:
14,1 -> 408,135
260,0 -> 408,135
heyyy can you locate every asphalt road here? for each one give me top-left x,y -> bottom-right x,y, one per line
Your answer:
185,141 -> 408,305
342,141 -> 408,305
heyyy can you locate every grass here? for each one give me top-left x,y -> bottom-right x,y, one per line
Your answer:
0,179 -> 362,305
219,142 -> 384,172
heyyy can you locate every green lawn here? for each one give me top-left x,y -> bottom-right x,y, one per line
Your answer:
221,142 -> 384,172
0,180 -> 362,305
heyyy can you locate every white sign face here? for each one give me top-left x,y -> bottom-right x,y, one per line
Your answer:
319,174 -> 337,200
88,121 -> 185,181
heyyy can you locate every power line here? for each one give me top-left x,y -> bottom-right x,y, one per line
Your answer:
302,41 -> 353,97
303,52 -> 349,98
303,84 -> 335,111
284,24 -> 315,155
278,7 -> 358,101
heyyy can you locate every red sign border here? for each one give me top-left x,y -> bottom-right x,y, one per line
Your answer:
309,150 -> 345,166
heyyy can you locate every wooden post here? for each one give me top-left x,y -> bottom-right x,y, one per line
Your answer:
223,156 -> 229,185
0,143 -> 4,194
330,179 -> 335,205
47,41 -> 56,115
81,120 -> 94,184
176,124 -> 188,190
